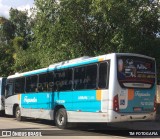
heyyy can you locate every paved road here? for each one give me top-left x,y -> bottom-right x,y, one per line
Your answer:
0,116 -> 160,139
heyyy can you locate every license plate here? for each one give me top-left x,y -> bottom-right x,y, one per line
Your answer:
133,107 -> 142,112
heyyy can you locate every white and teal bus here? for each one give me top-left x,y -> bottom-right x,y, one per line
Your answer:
0,77 -> 6,116
5,53 -> 156,128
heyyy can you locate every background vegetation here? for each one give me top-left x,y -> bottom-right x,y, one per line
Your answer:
0,0 -> 160,78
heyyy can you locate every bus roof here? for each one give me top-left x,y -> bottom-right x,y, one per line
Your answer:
7,53 -> 155,79
116,53 -> 155,60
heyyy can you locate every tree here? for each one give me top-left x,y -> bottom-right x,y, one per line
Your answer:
1,0 -> 159,75
0,17 -> 15,76
8,8 -> 35,72
9,8 -> 32,49
0,42 -> 14,76
0,17 -> 15,44
58,0 -> 160,54
31,0 -> 160,76
33,0 -> 160,57
0,8 -> 34,75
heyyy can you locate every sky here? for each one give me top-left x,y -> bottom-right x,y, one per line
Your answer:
0,0 -> 34,18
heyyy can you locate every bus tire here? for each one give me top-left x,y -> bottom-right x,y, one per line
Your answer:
15,106 -> 23,121
55,108 -> 67,129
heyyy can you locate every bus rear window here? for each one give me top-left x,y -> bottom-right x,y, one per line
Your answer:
117,56 -> 155,89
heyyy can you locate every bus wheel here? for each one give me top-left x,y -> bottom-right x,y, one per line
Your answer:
15,106 -> 22,121
55,108 -> 67,129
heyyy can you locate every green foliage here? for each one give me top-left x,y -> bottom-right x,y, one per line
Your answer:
0,42 -> 14,76
0,17 -> 15,43
0,0 -> 160,77
0,17 -> 15,76
9,8 -> 28,37
13,47 -> 39,72
9,8 -> 32,49
33,0 -> 160,56
32,0 -> 160,77
0,8 -> 33,76
13,37 -> 25,50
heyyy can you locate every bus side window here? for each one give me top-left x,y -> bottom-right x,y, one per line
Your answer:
74,66 -> 85,90
38,74 -> 48,92
5,79 -> 14,97
6,84 -> 14,97
85,64 -> 97,89
74,64 -> 97,90
54,69 -> 72,91
15,78 -> 25,94
47,72 -> 54,92
98,62 -> 109,89
26,75 -> 38,93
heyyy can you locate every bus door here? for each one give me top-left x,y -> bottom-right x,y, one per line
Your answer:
5,79 -> 14,115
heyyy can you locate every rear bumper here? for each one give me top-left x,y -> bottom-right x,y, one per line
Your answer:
108,110 -> 156,122
67,110 -> 156,123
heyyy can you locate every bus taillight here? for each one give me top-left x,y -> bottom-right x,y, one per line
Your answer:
113,95 -> 119,112
154,96 -> 157,112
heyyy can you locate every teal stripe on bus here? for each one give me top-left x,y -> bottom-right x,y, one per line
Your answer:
21,90 -> 101,112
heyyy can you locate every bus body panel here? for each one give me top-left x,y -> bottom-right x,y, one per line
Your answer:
118,87 -> 155,113
71,90 -> 101,112
19,89 -> 103,120
108,54 -> 117,111
115,55 -> 156,114
5,95 -> 19,115
19,90 -> 104,116
21,108 -> 54,120
113,78 -> 156,114
67,111 -> 109,122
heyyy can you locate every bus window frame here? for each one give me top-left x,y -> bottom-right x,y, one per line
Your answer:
73,63 -> 98,91
5,79 -> 15,98
47,71 -> 54,92
25,75 -> 38,93
37,72 -> 54,92
38,73 -> 48,92
14,77 -> 26,94
98,61 -> 110,89
53,68 -> 74,92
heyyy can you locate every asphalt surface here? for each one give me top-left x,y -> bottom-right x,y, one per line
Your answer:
0,116 -> 160,139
